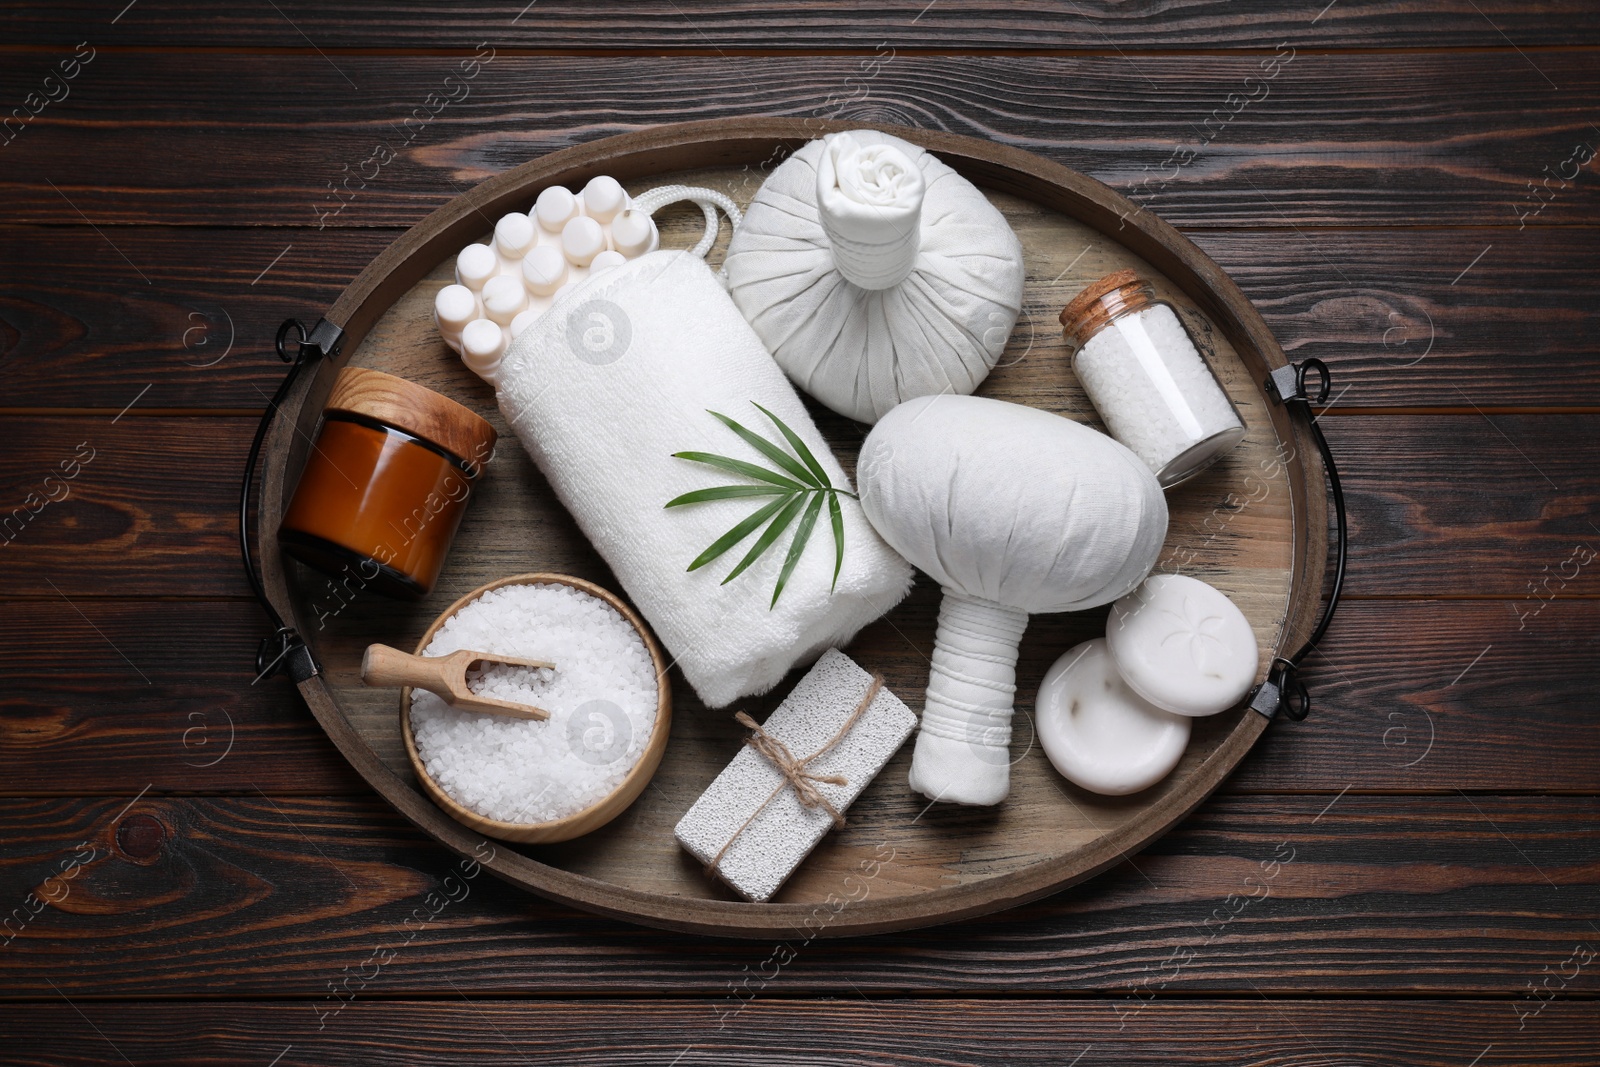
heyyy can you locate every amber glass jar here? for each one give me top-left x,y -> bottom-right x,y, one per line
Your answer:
279,367 -> 497,599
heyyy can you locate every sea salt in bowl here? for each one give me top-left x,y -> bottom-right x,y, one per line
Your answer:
399,573 -> 671,843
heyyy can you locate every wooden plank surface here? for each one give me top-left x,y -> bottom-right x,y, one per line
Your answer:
1,0 -> 1595,1055
3,414 -> 1593,598
1,793 -> 1595,995
2,1000 -> 1597,1066
3,598 -> 1593,795
7,0 -> 1600,50
7,225 -> 1599,411
2,53 -> 1597,229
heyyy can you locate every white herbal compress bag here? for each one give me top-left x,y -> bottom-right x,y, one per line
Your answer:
725,130 -> 1026,423
856,395 -> 1168,806
486,187 -> 914,708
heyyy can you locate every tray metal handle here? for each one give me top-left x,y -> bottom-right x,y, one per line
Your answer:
239,317 -> 343,684
1250,357 -> 1348,722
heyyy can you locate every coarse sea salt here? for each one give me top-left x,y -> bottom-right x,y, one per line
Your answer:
1073,302 -> 1245,485
410,582 -> 658,825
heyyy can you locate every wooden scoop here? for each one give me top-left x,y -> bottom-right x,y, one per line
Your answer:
362,644 -> 555,720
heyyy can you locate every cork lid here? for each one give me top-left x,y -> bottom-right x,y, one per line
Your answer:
1058,269 -> 1155,347
325,367 -> 497,467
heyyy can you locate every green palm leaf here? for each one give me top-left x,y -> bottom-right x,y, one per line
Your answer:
826,491 -> 845,592
685,494 -> 793,573
773,492 -> 826,607
664,484 -> 790,508
722,493 -> 807,586
670,403 -> 853,607
753,402 -> 833,490
707,410 -> 820,487
670,451 -> 804,489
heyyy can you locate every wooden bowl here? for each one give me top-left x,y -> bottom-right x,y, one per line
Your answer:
398,572 -> 672,844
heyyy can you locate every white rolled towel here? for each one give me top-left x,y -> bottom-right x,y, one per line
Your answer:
495,240 -> 914,709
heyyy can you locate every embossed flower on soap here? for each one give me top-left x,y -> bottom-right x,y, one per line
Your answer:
1159,594 -> 1230,677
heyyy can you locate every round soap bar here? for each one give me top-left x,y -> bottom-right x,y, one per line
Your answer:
1106,574 -> 1259,717
1036,639 -> 1190,796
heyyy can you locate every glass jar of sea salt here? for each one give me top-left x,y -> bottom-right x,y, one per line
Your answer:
1059,269 -> 1247,487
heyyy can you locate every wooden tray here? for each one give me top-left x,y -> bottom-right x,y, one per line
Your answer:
258,118 -> 1328,938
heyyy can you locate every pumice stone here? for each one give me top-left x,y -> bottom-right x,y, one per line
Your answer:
1036,639 -> 1190,796
1105,574 -> 1259,717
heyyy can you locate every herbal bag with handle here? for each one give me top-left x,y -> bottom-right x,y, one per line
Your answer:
725,130 -> 1025,424
487,188 -> 914,708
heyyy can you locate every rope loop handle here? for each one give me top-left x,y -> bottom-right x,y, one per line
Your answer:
630,184 -> 744,259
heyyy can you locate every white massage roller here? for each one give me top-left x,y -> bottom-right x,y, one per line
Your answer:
455,243 -> 498,292
432,283 -> 479,354
434,176 -> 665,372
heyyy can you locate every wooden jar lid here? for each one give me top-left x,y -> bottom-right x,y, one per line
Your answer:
325,366 -> 497,466
1058,268 -> 1153,347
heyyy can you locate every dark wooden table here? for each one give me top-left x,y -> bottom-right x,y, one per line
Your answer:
3,3 -> 1598,1063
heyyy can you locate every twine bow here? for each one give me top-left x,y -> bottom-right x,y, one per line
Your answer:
705,674 -> 884,878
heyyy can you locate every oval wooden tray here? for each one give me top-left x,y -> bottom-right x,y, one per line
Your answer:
258,118 -> 1327,938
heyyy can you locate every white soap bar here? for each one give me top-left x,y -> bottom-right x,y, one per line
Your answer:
1106,574 -> 1259,717
1036,639 -> 1190,796
436,176 -> 662,378
674,649 -> 917,903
